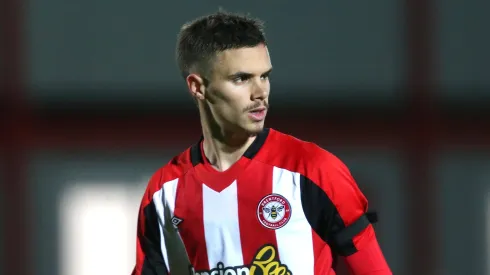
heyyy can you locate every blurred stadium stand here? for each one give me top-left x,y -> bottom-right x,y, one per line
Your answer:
1,0 -> 489,275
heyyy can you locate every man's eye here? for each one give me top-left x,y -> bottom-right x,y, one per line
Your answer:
233,76 -> 248,83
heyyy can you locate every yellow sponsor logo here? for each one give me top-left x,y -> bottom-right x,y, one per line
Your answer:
250,245 -> 291,275
191,244 -> 292,275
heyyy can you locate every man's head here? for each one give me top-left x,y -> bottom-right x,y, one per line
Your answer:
176,11 -> 272,136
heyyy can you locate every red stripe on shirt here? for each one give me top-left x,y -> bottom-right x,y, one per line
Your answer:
173,170 -> 210,271
237,160 -> 278,265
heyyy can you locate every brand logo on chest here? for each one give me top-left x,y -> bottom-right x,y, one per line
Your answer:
171,216 -> 183,228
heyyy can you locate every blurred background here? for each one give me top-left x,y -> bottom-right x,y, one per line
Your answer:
1,0 -> 489,274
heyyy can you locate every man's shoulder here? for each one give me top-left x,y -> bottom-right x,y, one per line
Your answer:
259,128 -> 341,171
144,147 -> 194,197
264,129 -> 358,198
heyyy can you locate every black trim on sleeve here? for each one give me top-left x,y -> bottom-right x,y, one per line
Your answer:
141,200 -> 169,275
366,211 -> 378,223
331,214 -> 370,248
300,175 -> 372,257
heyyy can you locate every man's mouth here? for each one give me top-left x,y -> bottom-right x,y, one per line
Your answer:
248,107 -> 267,121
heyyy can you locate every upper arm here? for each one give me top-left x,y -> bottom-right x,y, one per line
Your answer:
344,235 -> 392,275
321,154 -> 375,256
301,150 -> 375,256
133,172 -> 169,275
301,149 -> 391,273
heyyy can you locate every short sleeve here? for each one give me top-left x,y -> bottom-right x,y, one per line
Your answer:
132,170 -> 169,275
300,149 -> 376,256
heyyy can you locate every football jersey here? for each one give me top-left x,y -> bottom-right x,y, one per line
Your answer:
132,128 -> 377,275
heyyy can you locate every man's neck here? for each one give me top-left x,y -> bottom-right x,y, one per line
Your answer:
201,126 -> 256,172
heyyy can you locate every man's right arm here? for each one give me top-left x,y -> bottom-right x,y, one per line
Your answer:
132,171 -> 169,275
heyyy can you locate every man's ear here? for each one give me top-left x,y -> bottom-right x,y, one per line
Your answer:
186,74 -> 206,101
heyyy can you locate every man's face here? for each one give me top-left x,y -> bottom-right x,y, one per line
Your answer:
203,44 -> 272,135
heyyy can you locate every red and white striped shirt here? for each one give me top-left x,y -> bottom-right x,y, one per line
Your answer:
132,128 -> 389,275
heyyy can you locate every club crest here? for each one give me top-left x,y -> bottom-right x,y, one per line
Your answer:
257,194 -> 291,229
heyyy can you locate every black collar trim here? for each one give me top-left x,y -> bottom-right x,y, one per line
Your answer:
190,128 -> 270,166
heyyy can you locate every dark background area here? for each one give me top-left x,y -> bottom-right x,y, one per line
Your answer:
1,0 -> 489,274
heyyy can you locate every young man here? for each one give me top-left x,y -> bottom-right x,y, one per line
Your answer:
132,11 -> 392,275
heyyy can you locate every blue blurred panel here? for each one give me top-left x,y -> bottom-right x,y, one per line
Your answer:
27,0 -> 404,105
28,150 -> 179,275
319,146 -> 407,275
436,151 -> 490,275
437,0 -> 490,98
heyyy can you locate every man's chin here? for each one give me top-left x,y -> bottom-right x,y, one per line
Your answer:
244,122 -> 265,136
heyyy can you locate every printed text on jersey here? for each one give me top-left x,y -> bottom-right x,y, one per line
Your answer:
189,244 -> 292,275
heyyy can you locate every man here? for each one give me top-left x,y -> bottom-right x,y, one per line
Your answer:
132,10 -> 392,275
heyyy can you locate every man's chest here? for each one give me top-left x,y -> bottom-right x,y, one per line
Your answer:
172,166 -> 308,237
166,166 -> 321,274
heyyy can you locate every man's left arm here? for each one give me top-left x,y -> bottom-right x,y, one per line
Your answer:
343,234 -> 391,275
314,151 -> 392,275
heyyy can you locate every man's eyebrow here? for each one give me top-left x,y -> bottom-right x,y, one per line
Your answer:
262,68 -> 273,75
228,68 -> 273,78
227,71 -> 253,79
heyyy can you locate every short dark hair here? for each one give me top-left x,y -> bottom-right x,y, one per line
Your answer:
176,10 -> 267,79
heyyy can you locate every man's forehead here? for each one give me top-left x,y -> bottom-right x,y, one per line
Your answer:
214,45 -> 272,74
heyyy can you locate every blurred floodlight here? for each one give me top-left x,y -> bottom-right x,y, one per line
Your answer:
59,182 -> 145,275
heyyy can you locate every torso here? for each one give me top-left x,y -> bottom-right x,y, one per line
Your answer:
153,129 -> 339,275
